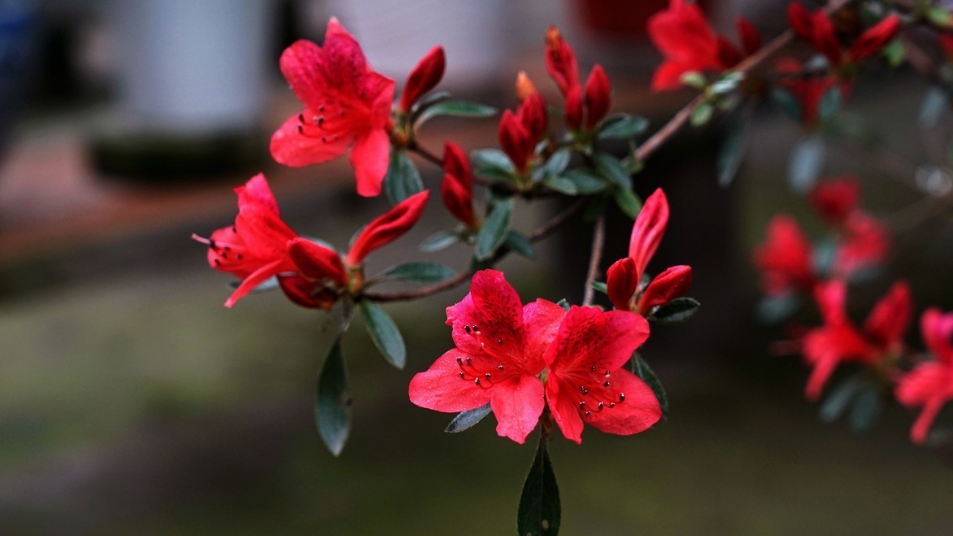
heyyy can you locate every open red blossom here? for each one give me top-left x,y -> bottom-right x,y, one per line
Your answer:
195,174 -> 300,308
398,46 -> 445,114
408,270 -> 566,444
808,176 -> 861,225
270,18 -> 396,197
787,3 -> 900,68
544,26 -> 579,97
775,58 -> 841,127
647,0 -> 762,91
802,280 -> 911,400
897,309 -> 953,444
346,190 -> 429,265
545,306 -> 661,444
832,212 -> 890,279
753,215 -> 816,296
441,142 -> 476,228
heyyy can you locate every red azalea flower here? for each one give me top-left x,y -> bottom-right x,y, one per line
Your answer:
801,280 -> 911,400
195,174 -> 300,308
270,18 -> 396,197
408,270 -> 566,444
775,58 -> 841,127
544,306 -> 661,444
398,46 -> 446,114
544,26 -> 579,97
346,190 -> 430,266
647,0 -> 762,91
787,3 -> 900,68
897,309 -> 953,444
833,212 -> 890,279
808,176 -> 861,225
282,238 -> 349,310
753,214 -> 816,296
441,142 -> 476,228
606,189 -> 692,314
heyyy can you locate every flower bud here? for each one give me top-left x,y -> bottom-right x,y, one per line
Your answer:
849,15 -> 901,62
807,176 -> 860,225
347,190 -> 430,265
545,25 -> 579,96
637,265 -> 693,315
499,110 -> 533,172
441,142 -> 476,228
288,238 -> 348,286
629,189 -> 670,277
583,65 -> 611,130
518,93 -> 548,143
736,16 -> 762,56
606,257 -> 639,312
515,71 -> 538,102
399,46 -> 446,113
564,86 -> 583,132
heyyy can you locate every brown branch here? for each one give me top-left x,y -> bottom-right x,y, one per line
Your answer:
581,213 -> 606,307
363,199 -> 588,303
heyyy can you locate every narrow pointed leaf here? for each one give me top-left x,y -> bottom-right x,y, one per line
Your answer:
380,262 -> 456,284
475,198 -> 514,260
597,114 -> 649,140
410,90 -> 451,116
614,188 -> 642,220
818,86 -> 841,123
594,152 -> 631,190
556,299 -> 571,311
543,149 -> 571,177
316,338 -> 352,456
544,175 -> 578,195
359,300 -> 406,369
788,136 -> 826,193
849,384 -> 884,434
504,230 -> 537,259
589,281 -> 608,294
819,374 -> 864,423
384,150 -> 424,205
445,403 -> 492,433
717,118 -> 747,187
561,169 -> 607,194
771,88 -> 802,121
416,100 -> 498,125
420,230 -> 459,252
649,297 -> 701,324
632,353 -> 669,417
518,436 -> 560,536
690,103 -> 714,127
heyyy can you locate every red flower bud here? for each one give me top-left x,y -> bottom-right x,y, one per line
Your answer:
499,110 -> 533,172
441,142 -> 476,228
515,71 -> 538,102
399,46 -> 446,113
786,2 -> 814,43
606,257 -> 639,312
637,265 -> 693,315
288,238 -> 348,287
812,11 -> 844,67
849,15 -> 901,62
583,65 -> 611,130
629,189 -> 670,279
736,17 -> 762,56
807,176 -> 861,225
564,85 -> 583,132
518,93 -> 548,143
716,36 -> 743,69
545,25 -> 580,96
347,191 -> 430,265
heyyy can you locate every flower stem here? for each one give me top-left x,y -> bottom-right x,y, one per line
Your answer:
581,213 -> 606,307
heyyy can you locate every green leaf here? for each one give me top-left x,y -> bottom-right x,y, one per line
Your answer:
754,294 -> 801,325
589,281 -> 608,294
360,301 -> 406,370
475,198 -> 514,260
632,353 -> 669,417
383,150 -> 424,205
593,152 -> 632,190
544,175 -> 578,195
680,71 -> 707,89
881,38 -> 904,67
504,230 -> 537,259
614,188 -> 643,220
420,230 -> 459,252
597,114 -> 649,140
561,169 -> 607,194
926,6 -> 953,28
228,276 -> 279,294
690,102 -> 714,127
556,299 -> 571,311
410,90 -> 450,115
415,100 -> 498,125
379,262 -> 457,284
709,75 -> 740,96
543,149 -> 571,177
849,384 -> 884,434
445,403 -> 492,433
471,148 -> 516,181
649,297 -> 700,324
316,338 -> 352,457
788,136 -> 826,193
717,118 -> 747,187
818,86 -> 842,123
329,296 -> 354,333
919,87 -> 948,129
771,88 -> 802,121
819,374 -> 865,423
518,435 -> 561,536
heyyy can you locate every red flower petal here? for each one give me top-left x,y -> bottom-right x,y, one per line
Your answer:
647,0 -> 723,91
849,15 -> 901,62
786,2 -> 815,43
637,265 -> 693,314
446,270 -> 524,361
564,86 -> 583,132
546,379 -> 585,444
753,214 -> 815,295
921,309 -> 953,364
736,16 -> 762,56
518,93 -> 548,143
584,368 -> 660,437
409,348 -> 492,412
546,307 -> 650,376
629,189 -> 669,279
399,46 -> 446,113
862,280 -> 911,350
807,176 -> 861,225
606,257 -> 638,312
270,109 -> 356,168
346,190 -> 429,264
224,258 -> 285,308
812,11 -> 844,67
288,238 -> 347,287
349,128 -> 390,197
522,299 -> 567,363
544,25 -> 579,96
499,110 -> 533,172
802,324 -> 871,399
489,374 -> 546,444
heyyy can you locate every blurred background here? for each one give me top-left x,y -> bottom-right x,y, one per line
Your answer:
1,0 -> 952,534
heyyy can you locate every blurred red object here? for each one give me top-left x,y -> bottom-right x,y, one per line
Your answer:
575,0 -> 713,38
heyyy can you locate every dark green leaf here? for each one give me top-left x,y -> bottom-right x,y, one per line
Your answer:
379,262 -> 456,284
881,39 -> 904,68
690,103 -> 714,127
471,149 -> 516,181
649,297 -> 701,324
788,136 -> 826,193
926,6 -> 953,28
383,150 -> 424,205
680,71 -> 706,89
594,152 -> 632,190
556,299 -> 571,311
614,188 -> 642,220
360,301 -> 406,370
583,195 -> 608,222
543,149 -> 571,177
416,100 -> 498,125
849,384 -> 884,434
771,88 -> 802,121
544,175 -> 578,195
819,374 -> 865,423
410,90 -> 451,115
329,297 -> 354,333
919,87 -> 948,129
597,114 -> 649,140
632,353 -> 669,417
589,281 -> 608,294
475,198 -> 514,260
518,436 -> 561,536
561,169 -> 607,194
445,403 -> 492,433
812,236 -> 837,277
504,230 -> 537,259
623,140 -> 644,174
754,294 -> 801,325
316,338 -> 351,456
420,230 -> 459,252
818,86 -> 841,123
717,118 -> 747,187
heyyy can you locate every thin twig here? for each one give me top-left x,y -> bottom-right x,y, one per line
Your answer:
581,213 -> 606,307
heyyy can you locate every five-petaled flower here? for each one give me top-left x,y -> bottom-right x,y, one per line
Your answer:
270,18 -> 396,197
647,0 -> 761,91
408,269 -> 566,444
896,309 -> 953,444
606,189 -> 693,316
787,3 -> 900,70
544,306 -> 662,444
801,280 -> 911,400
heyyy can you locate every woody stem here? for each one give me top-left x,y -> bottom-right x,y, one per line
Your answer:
581,213 -> 606,307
